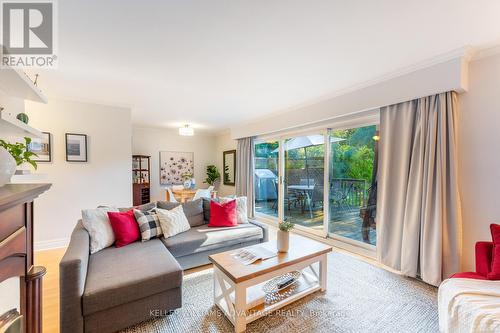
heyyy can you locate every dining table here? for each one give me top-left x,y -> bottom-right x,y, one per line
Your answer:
165,188 -> 197,203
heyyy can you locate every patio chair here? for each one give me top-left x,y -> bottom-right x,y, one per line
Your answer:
272,180 -> 302,214
330,181 -> 352,213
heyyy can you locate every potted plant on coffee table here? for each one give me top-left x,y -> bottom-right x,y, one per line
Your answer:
277,220 -> 294,252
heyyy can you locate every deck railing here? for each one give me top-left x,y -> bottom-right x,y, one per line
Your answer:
330,178 -> 368,209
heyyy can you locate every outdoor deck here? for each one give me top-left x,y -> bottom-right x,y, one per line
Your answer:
255,200 -> 377,246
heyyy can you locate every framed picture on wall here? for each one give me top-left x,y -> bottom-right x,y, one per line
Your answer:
65,133 -> 88,162
28,132 -> 52,162
159,151 -> 194,185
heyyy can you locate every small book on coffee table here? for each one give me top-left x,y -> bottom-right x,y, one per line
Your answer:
231,247 -> 277,265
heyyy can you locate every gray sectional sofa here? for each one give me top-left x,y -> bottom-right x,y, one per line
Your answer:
60,198 -> 268,333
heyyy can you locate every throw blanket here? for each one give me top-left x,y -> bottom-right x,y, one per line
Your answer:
438,278 -> 500,333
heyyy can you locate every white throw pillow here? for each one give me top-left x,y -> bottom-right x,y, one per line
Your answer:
156,206 -> 191,238
81,206 -> 119,254
221,196 -> 248,224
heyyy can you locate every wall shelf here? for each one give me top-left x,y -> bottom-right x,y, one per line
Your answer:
0,109 -> 43,139
0,67 -> 47,103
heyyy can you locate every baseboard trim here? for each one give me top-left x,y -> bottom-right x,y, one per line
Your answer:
34,238 -> 69,251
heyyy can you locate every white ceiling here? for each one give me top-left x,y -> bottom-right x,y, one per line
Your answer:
33,0 -> 500,133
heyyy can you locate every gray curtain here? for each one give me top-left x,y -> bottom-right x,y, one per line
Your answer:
377,91 -> 462,286
236,137 -> 255,218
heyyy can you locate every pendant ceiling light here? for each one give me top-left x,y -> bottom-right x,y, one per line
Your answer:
179,124 -> 194,136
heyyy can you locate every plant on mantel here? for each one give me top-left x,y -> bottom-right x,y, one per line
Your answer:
0,137 -> 38,169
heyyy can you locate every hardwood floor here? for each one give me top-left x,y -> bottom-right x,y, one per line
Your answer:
34,248 -> 66,333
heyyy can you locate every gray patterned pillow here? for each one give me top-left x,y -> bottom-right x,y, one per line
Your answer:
133,209 -> 162,241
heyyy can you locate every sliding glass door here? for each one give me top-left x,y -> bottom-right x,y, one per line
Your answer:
282,133 -> 325,233
328,125 -> 378,246
253,123 -> 378,249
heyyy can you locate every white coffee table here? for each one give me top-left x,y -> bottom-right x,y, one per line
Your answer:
208,234 -> 332,332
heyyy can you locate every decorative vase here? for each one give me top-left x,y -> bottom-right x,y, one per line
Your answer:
16,113 -> 29,124
183,179 -> 191,189
0,147 -> 16,186
277,230 -> 290,253
190,178 -> 196,189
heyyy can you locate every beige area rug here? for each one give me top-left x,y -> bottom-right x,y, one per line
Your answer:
122,252 -> 438,333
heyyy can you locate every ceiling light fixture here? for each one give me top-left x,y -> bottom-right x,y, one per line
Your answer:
179,124 -> 194,136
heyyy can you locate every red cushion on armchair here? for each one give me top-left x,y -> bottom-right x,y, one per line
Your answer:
487,224 -> 500,280
451,272 -> 488,280
451,241 -> 493,280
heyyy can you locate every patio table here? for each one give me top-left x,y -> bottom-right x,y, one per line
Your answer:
287,185 -> 315,218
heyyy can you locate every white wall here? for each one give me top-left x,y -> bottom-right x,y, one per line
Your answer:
24,99 -> 133,249
459,52 -> 500,271
132,127 -> 217,202
215,131 -> 237,197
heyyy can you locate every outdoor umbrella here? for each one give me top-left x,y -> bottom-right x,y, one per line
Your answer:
272,135 -> 345,186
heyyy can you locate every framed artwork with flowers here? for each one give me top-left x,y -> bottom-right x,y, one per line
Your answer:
159,151 -> 194,185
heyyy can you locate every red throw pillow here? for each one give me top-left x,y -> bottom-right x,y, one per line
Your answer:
208,199 -> 237,227
107,210 -> 140,247
487,223 -> 500,280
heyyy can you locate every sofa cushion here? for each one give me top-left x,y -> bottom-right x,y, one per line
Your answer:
133,209 -> 163,241
156,206 -> 191,238
220,196 -> 249,224
81,206 -> 119,254
157,199 -> 204,227
161,223 -> 263,258
82,239 -> 182,316
208,199 -> 237,227
107,210 -> 140,247
202,198 -> 211,222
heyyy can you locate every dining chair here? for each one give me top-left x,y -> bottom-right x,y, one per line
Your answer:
166,187 -> 179,203
193,188 -> 212,200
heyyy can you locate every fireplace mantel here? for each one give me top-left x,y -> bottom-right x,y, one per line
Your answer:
0,183 -> 51,333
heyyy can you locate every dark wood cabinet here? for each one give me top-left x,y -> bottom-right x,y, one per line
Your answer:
0,183 -> 50,333
132,155 -> 151,205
